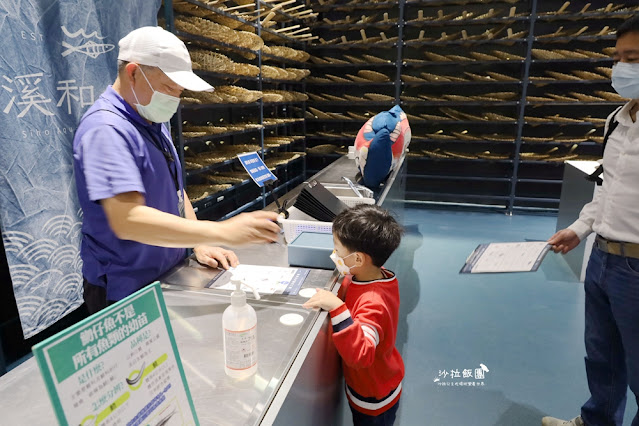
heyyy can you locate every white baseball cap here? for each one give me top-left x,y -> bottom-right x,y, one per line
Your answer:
118,26 -> 213,92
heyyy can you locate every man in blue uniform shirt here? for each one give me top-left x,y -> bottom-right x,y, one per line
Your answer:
74,26 -> 279,313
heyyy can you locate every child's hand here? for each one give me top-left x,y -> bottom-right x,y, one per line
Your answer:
302,288 -> 343,311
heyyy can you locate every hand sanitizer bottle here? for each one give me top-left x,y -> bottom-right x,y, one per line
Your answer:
223,276 -> 259,379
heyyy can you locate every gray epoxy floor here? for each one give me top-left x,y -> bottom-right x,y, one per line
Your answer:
351,207 -> 637,426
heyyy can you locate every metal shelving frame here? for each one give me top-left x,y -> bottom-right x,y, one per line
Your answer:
165,0 -> 311,219
507,0 -> 538,214
304,0 -> 628,213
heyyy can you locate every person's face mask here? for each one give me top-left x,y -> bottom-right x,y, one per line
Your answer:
611,62 -> 639,100
131,66 -> 180,123
330,250 -> 357,275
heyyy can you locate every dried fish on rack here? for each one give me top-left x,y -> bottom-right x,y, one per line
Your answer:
420,72 -> 452,82
470,52 -> 500,61
486,72 -> 519,82
307,144 -> 338,154
182,90 -> 224,104
572,70 -> 608,80
345,111 -> 369,120
473,92 -> 519,101
343,94 -> 365,102
401,74 -> 426,83
545,115 -> 583,123
205,174 -> 246,184
181,96 -> 203,105
444,94 -> 474,102
357,70 -> 391,82
527,96 -> 553,103
263,90 -> 308,102
547,93 -> 578,102
594,91 -> 628,102
307,107 -> 332,119
400,95 -> 423,102
569,92 -> 606,102
346,74 -> 372,83
216,86 -> 263,103
263,45 -> 310,62
531,49 -> 566,60
481,134 -> 515,142
423,52 -> 451,62
594,67 -> 613,78
452,131 -> 481,141
491,50 -> 525,61
420,94 -> 442,101
446,54 -> 473,62
419,113 -> 451,121
522,136 -> 555,143
575,49 -> 609,59
422,149 -> 452,159
186,185 -> 211,202
175,15 -> 238,45
545,71 -> 582,81
364,93 -> 394,102
322,74 -> 350,84
443,151 -> 479,160
464,72 -> 493,82
525,116 -> 549,123
477,151 -> 511,160
322,94 -> 347,102
485,112 -> 516,122
474,8 -> 501,20
362,54 -> 392,64
343,54 -> 366,64
554,49 -> 590,59
183,124 -> 230,135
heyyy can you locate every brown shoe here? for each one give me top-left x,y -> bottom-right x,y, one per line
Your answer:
541,416 -> 584,426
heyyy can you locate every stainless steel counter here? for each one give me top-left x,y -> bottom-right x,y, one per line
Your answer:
0,154 -> 407,426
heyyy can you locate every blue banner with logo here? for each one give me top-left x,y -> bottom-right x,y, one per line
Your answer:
0,0 -> 161,338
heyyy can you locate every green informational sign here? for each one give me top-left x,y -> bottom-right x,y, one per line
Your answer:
33,282 -> 199,426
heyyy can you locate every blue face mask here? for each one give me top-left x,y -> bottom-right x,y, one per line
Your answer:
611,62 -> 639,100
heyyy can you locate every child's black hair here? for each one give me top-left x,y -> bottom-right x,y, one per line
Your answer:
333,204 -> 403,267
618,15 -> 639,39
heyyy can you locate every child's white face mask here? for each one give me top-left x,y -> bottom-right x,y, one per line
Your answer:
330,250 -> 357,275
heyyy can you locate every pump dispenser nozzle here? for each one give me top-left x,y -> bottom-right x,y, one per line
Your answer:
230,275 -> 260,307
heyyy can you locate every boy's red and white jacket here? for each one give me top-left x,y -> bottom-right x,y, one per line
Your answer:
329,268 -> 404,416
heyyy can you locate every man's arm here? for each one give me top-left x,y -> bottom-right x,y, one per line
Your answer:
548,175 -> 603,254
101,191 -> 279,247
183,191 -> 197,221
548,107 -> 621,253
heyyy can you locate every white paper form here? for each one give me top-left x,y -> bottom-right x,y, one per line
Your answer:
460,241 -> 551,274
208,264 -> 310,295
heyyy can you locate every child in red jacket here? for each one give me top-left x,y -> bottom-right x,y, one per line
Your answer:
304,204 -> 404,426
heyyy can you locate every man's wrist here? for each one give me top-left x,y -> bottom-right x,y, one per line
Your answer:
202,221 -> 229,246
567,221 -> 591,242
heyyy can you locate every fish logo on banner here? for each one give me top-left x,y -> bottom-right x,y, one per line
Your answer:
61,26 -> 114,59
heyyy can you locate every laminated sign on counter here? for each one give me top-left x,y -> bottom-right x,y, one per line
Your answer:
237,152 -> 277,187
32,283 -> 198,426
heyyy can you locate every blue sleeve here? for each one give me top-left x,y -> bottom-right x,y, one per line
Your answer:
78,125 -> 146,202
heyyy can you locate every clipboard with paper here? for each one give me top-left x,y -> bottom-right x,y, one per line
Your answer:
460,241 -> 552,274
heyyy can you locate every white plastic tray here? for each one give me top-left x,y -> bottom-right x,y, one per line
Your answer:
280,196 -> 375,244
